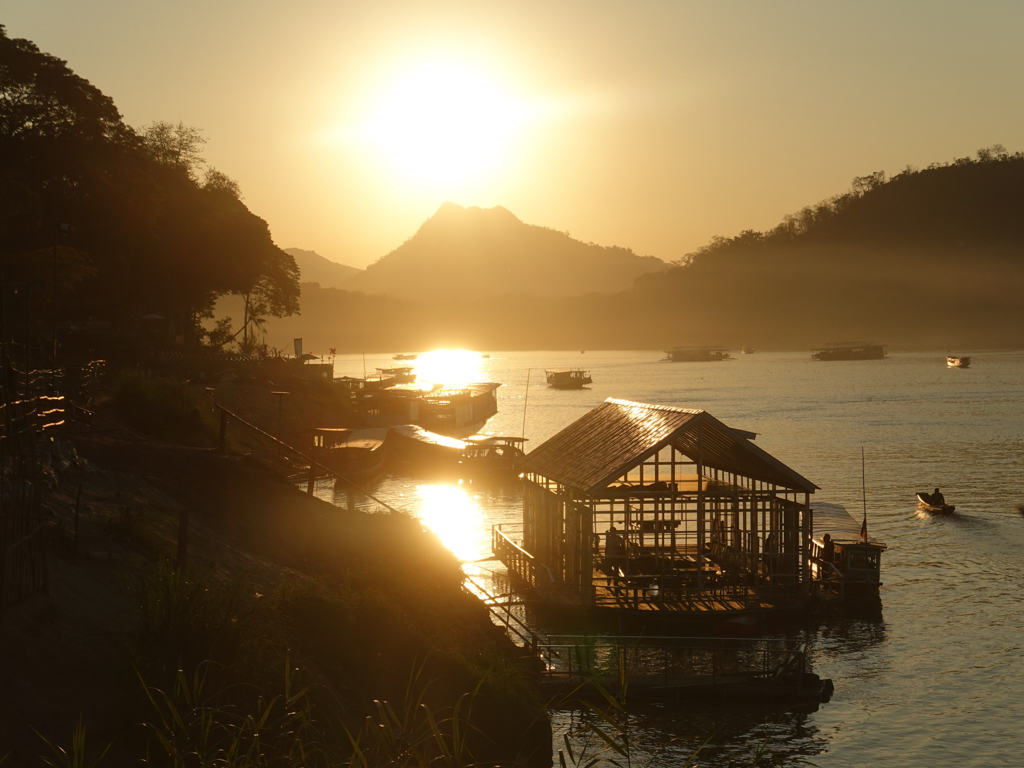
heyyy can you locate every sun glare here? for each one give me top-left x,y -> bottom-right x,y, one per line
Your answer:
414,349 -> 484,389
415,483 -> 486,562
363,65 -> 526,184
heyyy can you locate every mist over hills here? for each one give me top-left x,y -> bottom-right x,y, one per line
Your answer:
632,147 -> 1024,350
343,202 -> 667,299
284,248 -> 362,289
272,149 -> 1024,353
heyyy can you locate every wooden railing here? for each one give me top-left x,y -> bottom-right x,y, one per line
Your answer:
213,403 -> 405,515
537,635 -> 808,683
492,524 -> 538,588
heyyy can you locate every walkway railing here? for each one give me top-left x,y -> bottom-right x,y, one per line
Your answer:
537,635 -> 807,683
492,524 -> 537,588
213,403 -> 405,515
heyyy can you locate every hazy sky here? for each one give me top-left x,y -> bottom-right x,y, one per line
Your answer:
7,1 -> 1024,268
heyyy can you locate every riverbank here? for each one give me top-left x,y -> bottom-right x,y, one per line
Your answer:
0,382 -> 551,765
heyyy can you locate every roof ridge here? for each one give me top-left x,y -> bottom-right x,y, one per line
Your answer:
605,398 -> 704,416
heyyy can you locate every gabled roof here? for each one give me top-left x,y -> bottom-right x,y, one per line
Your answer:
521,398 -> 817,495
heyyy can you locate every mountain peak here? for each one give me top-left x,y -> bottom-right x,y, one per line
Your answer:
347,205 -> 666,299
428,202 -> 521,226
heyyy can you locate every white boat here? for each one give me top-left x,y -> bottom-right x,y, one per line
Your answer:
946,356 -> 971,368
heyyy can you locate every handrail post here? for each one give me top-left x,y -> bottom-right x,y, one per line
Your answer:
218,406 -> 228,453
307,463 -> 316,494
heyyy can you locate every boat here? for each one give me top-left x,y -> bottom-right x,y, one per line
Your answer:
947,356 -> 971,368
811,342 -> 886,361
385,424 -> 467,471
459,436 -> 527,479
916,492 -> 955,514
664,346 -> 732,362
393,353 -> 417,360
357,382 -> 501,437
362,366 -> 416,390
809,502 -> 887,598
310,428 -> 388,480
545,368 -> 593,389
742,347 -> 755,355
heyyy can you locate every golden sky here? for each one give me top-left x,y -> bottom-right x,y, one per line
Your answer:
8,1 -> 1024,268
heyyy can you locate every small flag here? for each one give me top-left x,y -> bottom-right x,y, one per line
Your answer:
860,513 -> 868,539
329,347 -> 336,357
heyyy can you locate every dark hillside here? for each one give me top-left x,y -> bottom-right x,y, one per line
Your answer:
632,148 -> 1024,349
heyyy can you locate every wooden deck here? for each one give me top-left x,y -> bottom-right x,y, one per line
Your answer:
592,578 -> 803,616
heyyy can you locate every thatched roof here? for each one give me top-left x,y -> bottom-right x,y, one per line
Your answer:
521,399 -> 817,495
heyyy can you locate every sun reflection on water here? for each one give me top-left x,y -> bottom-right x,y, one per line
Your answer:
415,483 -> 487,562
414,349 -> 484,389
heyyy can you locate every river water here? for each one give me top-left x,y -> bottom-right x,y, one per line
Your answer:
324,349 -> 1024,767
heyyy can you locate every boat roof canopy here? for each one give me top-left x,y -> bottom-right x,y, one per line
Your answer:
521,398 -> 817,495
812,502 -> 885,547
464,435 -> 527,444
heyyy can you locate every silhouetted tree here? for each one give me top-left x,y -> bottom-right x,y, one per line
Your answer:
0,25 -> 298,353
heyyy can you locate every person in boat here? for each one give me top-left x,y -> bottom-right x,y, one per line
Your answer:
932,488 -> 945,506
822,533 -> 835,563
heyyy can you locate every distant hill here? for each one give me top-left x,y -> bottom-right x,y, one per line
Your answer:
344,203 -> 667,299
632,147 -> 1024,349
284,247 -> 362,289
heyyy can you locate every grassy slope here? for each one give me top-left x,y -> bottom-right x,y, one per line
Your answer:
0,381 -> 549,765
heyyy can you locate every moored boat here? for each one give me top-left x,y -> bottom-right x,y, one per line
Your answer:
459,436 -> 527,479
811,342 -> 886,361
311,427 -> 388,480
916,492 -> 955,514
664,346 -> 732,362
385,424 -> 467,471
546,368 -> 593,388
947,356 -> 971,368
393,353 -> 417,360
357,382 -> 501,437
809,502 -> 887,598
742,347 -> 755,355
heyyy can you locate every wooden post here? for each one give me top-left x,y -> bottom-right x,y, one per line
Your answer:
306,464 -> 316,494
176,508 -> 189,572
218,407 -> 228,453
73,483 -> 82,563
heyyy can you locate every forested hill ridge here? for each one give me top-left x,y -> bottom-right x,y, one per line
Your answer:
631,147 -> 1024,350
285,247 -> 362,289
344,202 -> 667,299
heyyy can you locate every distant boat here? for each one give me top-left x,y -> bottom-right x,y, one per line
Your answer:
811,342 -> 886,361
947,356 -> 971,368
393,353 -> 418,360
664,346 -> 732,362
546,368 -> 593,389
742,347 -> 755,355
917,492 -> 955,514
363,366 -> 416,390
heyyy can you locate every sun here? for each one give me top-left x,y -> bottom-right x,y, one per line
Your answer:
363,65 -> 525,184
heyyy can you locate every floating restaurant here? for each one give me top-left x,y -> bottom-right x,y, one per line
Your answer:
493,399 -> 835,624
